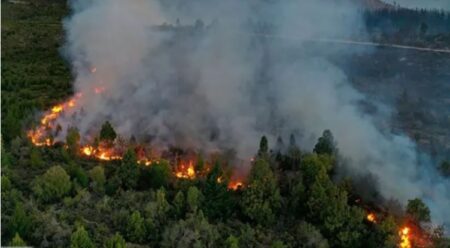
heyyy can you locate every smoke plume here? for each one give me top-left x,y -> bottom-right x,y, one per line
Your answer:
61,0 -> 450,227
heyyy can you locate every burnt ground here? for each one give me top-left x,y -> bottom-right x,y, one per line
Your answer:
336,47 -> 450,160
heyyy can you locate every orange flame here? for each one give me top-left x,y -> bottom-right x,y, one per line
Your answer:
399,227 -> 411,248
228,180 -> 243,190
175,161 -> 196,179
28,94 -> 83,147
82,146 -> 94,156
367,213 -> 376,223
80,145 -> 122,161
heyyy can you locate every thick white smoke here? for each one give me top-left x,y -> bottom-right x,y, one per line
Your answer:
61,0 -> 450,227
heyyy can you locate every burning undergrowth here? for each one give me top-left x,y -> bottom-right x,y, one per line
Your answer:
27,92 -> 244,190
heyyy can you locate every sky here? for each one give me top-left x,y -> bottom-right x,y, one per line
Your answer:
384,0 -> 450,10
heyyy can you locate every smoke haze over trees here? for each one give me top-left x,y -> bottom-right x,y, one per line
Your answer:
57,0 -> 450,227
2,0 -> 450,247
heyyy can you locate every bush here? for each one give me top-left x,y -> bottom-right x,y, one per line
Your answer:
33,165 -> 71,202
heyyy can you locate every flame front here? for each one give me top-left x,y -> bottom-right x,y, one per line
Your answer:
80,145 -> 122,161
28,94 -> 82,146
28,85 -> 244,190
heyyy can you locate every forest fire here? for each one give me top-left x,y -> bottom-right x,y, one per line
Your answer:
399,227 -> 411,248
27,93 -> 245,190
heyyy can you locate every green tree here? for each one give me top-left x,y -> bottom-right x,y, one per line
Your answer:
195,154 -> 205,172
287,134 -> 301,169
30,147 -> 44,168
378,215 -> 398,248
293,221 -> 329,248
99,121 -> 117,142
300,153 -> 334,188
155,188 -> 171,222
67,162 -> 89,188
289,177 -> 307,217
406,198 -> 431,222
33,165 -> 71,202
3,104 -> 21,145
419,22 -> 428,36
202,162 -> 235,220
439,160 -> 450,177
161,211 -> 219,248
225,235 -> 239,248
126,211 -> 146,243
313,130 -> 336,155
187,186 -> 202,213
271,240 -> 287,248
241,159 -> 281,226
66,127 -> 80,155
70,225 -> 95,248
306,171 -> 364,247
8,202 -> 32,239
9,233 -> 27,247
148,160 -> 171,189
105,232 -> 126,248
89,165 -> 105,193
257,136 -> 269,159
2,175 -> 11,193
173,191 -> 185,218
118,149 -> 139,189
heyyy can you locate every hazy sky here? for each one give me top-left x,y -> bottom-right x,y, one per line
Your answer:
385,0 -> 450,10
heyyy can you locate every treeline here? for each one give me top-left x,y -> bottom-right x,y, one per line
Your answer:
2,126 -> 449,247
363,8 -> 450,47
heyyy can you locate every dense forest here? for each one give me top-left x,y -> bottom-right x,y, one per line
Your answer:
2,1 -> 450,247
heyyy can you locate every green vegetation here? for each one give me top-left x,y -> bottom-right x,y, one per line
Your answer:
100,121 -> 118,143
70,225 -> 95,248
32,165 -> 72,202
2,1 -> 72,145
10,233 -> 27,247
406,198 -> 431,223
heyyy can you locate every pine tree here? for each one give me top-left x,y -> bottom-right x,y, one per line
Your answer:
70,226 -> 95,248
99,121 -> 117,142
9,233 -> 27,247
118,149 -> 139,189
